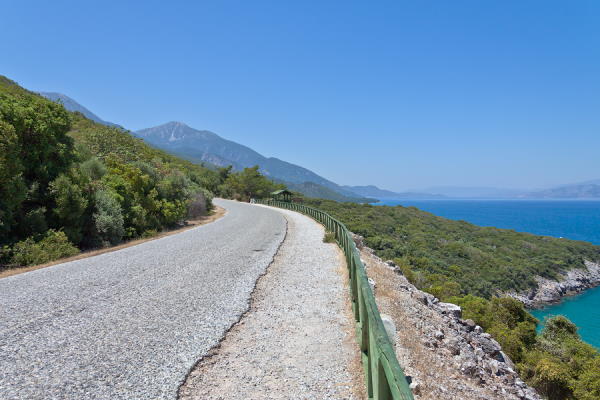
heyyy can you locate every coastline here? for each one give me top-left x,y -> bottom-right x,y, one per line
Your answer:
506,260 -> 600,309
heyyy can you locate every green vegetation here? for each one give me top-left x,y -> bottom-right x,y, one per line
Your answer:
303,199 -> 599,298
219,165 -> 285,201
323,231 -> 336,243
519,316 -> 600,400
302,198 -> 600,399
0,76 -> 283,268
8,230 -> 80,266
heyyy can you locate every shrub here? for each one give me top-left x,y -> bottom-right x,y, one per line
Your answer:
79,157 -> 107,181
10,230 -> 79,266
141,229 -> 158,238
93,189 -> 125,246
323,232 -> 336,243
187,188 -> 214,219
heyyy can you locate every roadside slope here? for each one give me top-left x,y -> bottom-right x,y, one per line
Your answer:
357,241 -> 540,400
0,199 -> 285,400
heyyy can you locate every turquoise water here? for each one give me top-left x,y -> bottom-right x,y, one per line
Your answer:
376,199 -> 600,347
530,286 -> 600,348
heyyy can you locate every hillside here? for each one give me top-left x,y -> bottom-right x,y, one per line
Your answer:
1,76 -> 281,268
303,198 -> 600,298
0,76 -> 219,256
134,122 -> 371,201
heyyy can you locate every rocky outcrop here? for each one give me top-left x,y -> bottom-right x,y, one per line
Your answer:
353,234 -> 541,400
506,260 -> 600,308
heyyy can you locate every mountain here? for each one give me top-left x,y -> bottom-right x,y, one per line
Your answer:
420,181 -> 600,199
525,183 -> 600,199
39,92 -> 121,128
419,186 -> 528,199
134,122 -> 371,201
343,185 -> 445,199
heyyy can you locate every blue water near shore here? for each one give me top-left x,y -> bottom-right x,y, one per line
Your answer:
375,199 -> 600,347
530,286 -> 600,348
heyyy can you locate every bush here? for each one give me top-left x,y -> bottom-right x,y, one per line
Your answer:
93,189 -> 124,246
10,230 -> 79,266
187,188 -> 214,219
323,232 -> 336,243
79,157 -> 107,181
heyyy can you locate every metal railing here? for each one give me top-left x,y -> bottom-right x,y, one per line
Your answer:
253,199 -> 414,400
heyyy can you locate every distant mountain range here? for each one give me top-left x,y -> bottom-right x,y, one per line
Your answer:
341,185 -> 446,199
523,183 -> 600,199
39,92 -> 122,128
416,183 -> 600,199
417,186 -> 527,199
41,92 -> 600,201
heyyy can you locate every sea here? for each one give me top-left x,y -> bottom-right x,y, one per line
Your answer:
375,199 -> 600,348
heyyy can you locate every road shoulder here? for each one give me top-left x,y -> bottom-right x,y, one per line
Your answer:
179,205 -> 364,399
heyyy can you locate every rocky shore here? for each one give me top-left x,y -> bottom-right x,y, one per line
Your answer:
506,260 -> 600,308
353,234 -> 541,400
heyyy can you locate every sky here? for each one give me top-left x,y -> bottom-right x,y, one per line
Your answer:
2,0 -> 599,192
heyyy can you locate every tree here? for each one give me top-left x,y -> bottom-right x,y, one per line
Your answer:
0,120 -> 25,244
0,92 -> 74,242
224,165 -> 284,201
49,174 -> 88,244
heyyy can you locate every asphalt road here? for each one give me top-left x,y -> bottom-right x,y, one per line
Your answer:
0,199 -> 286,400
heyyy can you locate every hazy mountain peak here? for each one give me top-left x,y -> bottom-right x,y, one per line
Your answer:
136,121 -> 218,142
38,92 -> 121,128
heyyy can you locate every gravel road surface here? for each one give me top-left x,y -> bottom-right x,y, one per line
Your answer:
180,205 -> 363,400
0,199 -> 286,400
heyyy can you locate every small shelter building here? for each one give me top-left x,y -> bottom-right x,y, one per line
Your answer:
271,189 -> 293,202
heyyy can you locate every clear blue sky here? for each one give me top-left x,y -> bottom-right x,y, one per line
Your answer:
2,1 -> 599,191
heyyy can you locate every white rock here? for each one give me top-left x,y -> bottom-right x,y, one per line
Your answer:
380,314 -> 397,345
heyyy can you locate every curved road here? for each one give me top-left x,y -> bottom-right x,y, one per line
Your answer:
0,199 -> 286,399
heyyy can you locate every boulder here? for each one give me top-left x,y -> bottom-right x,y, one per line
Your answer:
462,319 -> 476,331
409,381 -> 421,395
472,335 -> 502,357
380,314 -> 397,345
437,302 -> 462,319
460,360 -> 478,376
368,277 -> 376,292
445,337 -> 462,355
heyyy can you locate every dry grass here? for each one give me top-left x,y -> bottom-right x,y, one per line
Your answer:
0,206 -> 226,280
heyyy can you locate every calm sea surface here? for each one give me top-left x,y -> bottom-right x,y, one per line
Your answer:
376,199 -> 600,347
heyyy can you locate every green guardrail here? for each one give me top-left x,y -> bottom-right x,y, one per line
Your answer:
253,199 -> 414,400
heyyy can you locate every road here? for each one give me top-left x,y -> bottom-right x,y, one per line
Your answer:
0,199 -> 286,400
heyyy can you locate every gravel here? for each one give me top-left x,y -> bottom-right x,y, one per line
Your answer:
0,199 -> 286,400
179,205 -> 363,400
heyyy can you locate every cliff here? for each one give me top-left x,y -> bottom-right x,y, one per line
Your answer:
506,261 -> 600,308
